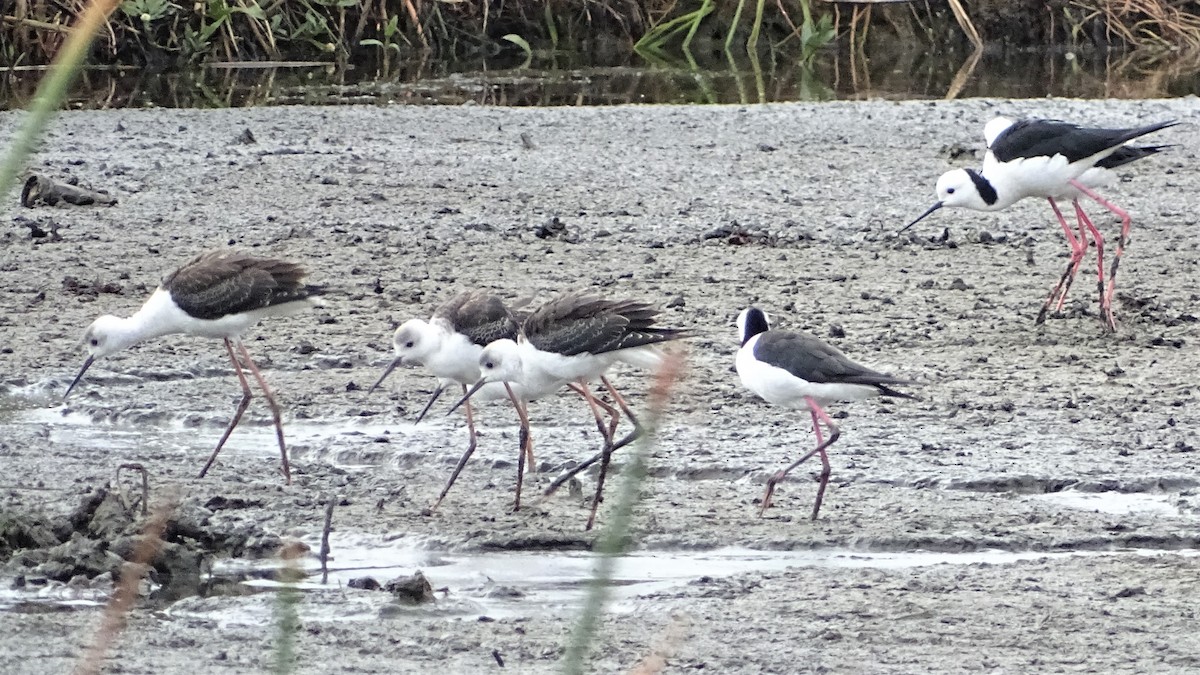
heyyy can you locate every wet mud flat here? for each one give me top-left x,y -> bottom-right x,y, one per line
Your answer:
1,98 -> 1199,672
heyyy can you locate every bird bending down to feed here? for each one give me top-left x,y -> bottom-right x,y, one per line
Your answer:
903,116 -> 1177,331
368,290 -> 523,509
64,250 -> 324,484
448,291 -> 688,529
735,307 -> 914,520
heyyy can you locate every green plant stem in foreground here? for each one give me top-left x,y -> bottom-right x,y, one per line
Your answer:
0,0 -> 121,212
560,429 -> 654,674
273,569 -> 302,674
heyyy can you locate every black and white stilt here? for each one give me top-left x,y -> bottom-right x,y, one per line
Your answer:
904,117 -> 1177,331
449,291 -> 688,528
368,290 -> 521,508
735,307 -> 913,520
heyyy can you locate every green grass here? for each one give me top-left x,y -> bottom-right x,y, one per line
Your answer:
560,355 -> 683,673
0,0 -> 122,213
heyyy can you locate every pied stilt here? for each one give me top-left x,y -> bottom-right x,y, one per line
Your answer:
449,291 -> 688,528
735,307 -> 913,520
368,290 -> 521,509
904,116 -> 1176,331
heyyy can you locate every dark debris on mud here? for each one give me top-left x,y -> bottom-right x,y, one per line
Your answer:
2,486 -> 286,605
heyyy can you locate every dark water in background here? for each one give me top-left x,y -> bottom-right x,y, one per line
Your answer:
2,42 -> 1199,109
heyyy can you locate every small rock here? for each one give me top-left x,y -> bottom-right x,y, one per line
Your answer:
348,577 -> 382,591
385,571 -> 435,604
534,217 -> 567,239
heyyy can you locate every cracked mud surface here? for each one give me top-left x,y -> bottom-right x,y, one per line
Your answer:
1,98 -> 1199,673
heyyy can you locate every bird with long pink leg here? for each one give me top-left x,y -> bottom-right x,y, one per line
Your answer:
904,116 -> 1177,331
735,307 -> 914,520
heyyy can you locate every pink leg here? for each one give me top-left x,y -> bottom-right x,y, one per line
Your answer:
199,339 -> 254,479
1053,200 -> 1101,311
759,396 -> 839,520
541,377 -> 644,502
576,382 -> 616,531
1069,179 -> 1128,332
504,382 -> 532,511
430,385 -> 478,510
1037,198 -> 1088,325
1052,200 -> 1094,309
237,342 -> 292,484
1071,201 -> 1108,323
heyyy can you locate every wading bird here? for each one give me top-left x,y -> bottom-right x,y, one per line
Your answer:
904,117 -> 1176,330
65,250 -> 323,483
450,292 -> 688,528
735,307 -> 913,520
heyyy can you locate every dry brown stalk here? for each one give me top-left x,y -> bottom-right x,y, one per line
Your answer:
1073,0 -> 1200,48
73,493 -> 181,675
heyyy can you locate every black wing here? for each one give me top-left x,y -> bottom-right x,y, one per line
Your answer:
163,250 -> 320,321
524,292 -> 689,356
1095,144 -> 1172,170
434,290 -> 520,346
992,119 -> 1177,164
755,331 -> 914,398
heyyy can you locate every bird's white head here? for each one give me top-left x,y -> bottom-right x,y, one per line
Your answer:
81,314 -> 137,359
901,167 -> 996,234
934,169 -> 992,210
391,319 -> 437,366
478,339 -> 523,383
65,314 -> 136,399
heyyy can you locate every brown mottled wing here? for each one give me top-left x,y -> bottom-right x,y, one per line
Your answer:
163,251 -> 316,321
434,290 -> 520,346
524,292 -> 690,356
755,331 -> 914,398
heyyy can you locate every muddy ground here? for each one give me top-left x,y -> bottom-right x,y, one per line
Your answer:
1,98 -> 1199,673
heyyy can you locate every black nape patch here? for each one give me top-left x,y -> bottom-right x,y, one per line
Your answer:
742,308 -> 770,345
965,169 -> 998,206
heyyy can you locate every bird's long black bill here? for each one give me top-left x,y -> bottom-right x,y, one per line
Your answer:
446,380 -> 488,416
367,357 -> 403,395
413,386 -> 446,425
899,201 -> 944,234
64,355 -> 95,400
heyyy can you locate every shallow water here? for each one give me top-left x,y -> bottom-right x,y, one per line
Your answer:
3,43 -> 1198,110
180,542 -> 1200,623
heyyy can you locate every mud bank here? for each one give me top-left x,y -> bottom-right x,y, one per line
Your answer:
1,98 -> 1198,673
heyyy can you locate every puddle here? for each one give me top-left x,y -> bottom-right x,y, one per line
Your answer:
172,538 -> 1200,625
0,584 -> 109,613
9,404 -> 419,464
6,539 -> 1196,619
6,403 -> 599,471
1031,491 -> 1182,517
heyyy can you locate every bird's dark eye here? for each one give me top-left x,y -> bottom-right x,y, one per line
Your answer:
946,187 -> 956,195
404,341 -> 414,348
484,361 -> 494,369
89,338 -> 99,347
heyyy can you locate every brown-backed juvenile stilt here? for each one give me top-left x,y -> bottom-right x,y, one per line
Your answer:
449,291 -> 689,528
735,307 -> 913,520
368,290 -> 522,509
63,250 -> 324,484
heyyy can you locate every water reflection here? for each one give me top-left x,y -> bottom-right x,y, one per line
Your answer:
2,45 -> 1199,109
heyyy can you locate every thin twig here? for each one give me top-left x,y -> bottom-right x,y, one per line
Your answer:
116,463 -> 149,516
320,493 -> 336,585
